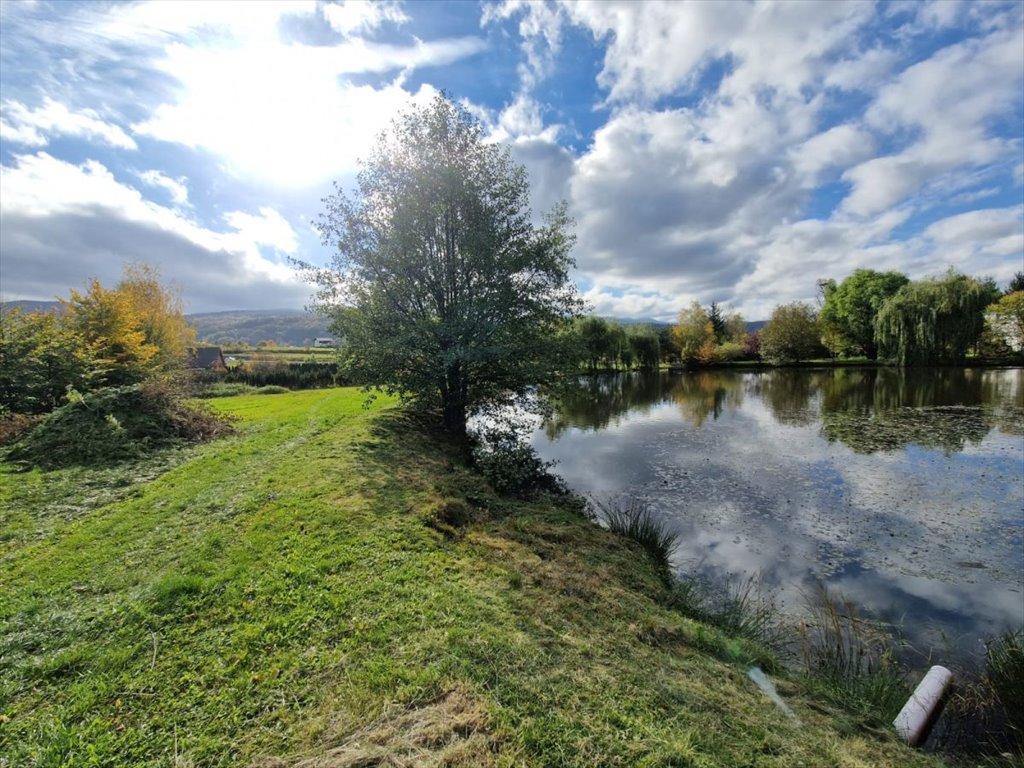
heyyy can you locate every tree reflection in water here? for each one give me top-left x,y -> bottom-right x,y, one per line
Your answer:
545,367 -> 1023,455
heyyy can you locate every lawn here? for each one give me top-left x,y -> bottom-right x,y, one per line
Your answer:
0,388 -> 941,767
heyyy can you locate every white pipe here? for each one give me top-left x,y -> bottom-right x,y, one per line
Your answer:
893,665 -> 953,746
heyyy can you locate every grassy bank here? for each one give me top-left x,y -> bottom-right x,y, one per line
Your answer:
1,388 -> 941,767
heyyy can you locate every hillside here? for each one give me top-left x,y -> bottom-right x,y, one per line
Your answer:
185,309 -> 332,347
0,388 -> 941,767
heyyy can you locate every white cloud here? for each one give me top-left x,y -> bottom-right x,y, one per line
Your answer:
0,97 -> 136,149
129,16 -> 482,187
321,0 -> 408,37
223,207 -> 299,255
0,152 -> 307,310
138,169 -> 189,206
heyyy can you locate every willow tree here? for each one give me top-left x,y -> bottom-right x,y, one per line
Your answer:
874,270 -> 1000,365
298,94 -> 582,436
819,269 -> 908,359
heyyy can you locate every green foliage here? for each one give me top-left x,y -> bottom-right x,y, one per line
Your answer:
5,381 -> 233,469
0,309 -> 95,415
875,270 -> 1000,365
1009,271 -> 1024,294
628,326 -> 661,369
820,269 -> 909,359
223,360 -> 341,389
707,302 -> 726,343
759,302 -> 822,363
471,428 -> 566,497
298,93 -> 582,435
986,290 -> 1024,354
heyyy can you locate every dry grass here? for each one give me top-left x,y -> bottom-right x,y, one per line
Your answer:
254,687 -> 496,768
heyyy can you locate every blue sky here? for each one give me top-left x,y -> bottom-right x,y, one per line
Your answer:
1,0 -> 1021,320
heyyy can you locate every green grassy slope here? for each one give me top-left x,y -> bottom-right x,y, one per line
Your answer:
0,389 -> 941,767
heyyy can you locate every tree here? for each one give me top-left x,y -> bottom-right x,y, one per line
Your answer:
707,302 -> 726,343
1008,271 -> 1024,294
984,290 -> 1024,354
759,302 -> 821,363
875,270 -> 1000,365
578,316 -> 613,371
0,309 -> 94,414
673,302 -> 714,362
819,269 -> 909,359
62,278 -> 159,386
723,310 -> 746,344
628,326 -> 661,370
299,94 -> 582,436
117,263 -> 195,370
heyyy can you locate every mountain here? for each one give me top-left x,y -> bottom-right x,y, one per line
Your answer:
0,300 -> 63,315
186,309 -> 333,347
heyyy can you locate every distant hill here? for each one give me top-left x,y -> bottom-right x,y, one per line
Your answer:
0,300 -> 63,315
186,309 -> 333,347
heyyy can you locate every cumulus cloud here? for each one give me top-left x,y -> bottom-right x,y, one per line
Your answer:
0,97 -> 137,150
137,169 -> 189,206
0,152 -> 308,311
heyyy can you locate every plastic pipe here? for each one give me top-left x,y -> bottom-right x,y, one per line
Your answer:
893,665 -> 953,747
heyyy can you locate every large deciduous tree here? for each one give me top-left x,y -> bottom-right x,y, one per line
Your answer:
759,302 -> 822,364
875,270 -> 1000,365
673,301 -> 714,363
299,94 -> 582,436
819,269 -> 909,359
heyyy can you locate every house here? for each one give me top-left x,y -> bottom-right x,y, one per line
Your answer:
188,346 -> 227,371
313,337 -> 337,348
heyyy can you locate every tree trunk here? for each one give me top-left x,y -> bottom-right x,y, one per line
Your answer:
441,365 -> 467,436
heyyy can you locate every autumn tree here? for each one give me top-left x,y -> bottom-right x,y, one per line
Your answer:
117,263 -> 195,369
673,301 -> 715,363
987,291 -> 1024,352
299,94 -> 582,436
759,302 -> 822,364
62,279 -> 160,386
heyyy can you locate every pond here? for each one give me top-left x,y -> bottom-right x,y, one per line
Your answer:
532,367 -> 1024,668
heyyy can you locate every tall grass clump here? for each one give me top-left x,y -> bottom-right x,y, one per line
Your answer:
666,574 -> 787,653
796,584 -> 909,724
939,629 -> 1024,760
591,497 -> 678,581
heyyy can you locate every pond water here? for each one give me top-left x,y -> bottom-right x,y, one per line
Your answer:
532,367 -> 1024,667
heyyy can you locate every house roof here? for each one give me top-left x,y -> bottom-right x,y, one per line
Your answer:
189,347 -> 226,368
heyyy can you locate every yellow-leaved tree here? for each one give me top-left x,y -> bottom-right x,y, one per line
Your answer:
117,263 -> 196,370
62,278 -> 159,386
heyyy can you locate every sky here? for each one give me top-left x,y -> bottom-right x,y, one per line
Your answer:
1,0 -> 1022,321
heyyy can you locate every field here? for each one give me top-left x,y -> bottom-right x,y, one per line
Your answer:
0,389 -> 940,767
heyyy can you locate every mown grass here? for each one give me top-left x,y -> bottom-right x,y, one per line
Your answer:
0,389 -> 942,767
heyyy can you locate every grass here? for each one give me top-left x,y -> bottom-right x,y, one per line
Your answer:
0,388 -> 943,767
590,497 -> 678,583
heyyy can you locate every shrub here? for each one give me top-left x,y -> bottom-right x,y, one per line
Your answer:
255,385 -> 291,395
5,380 -> 234,469
591,496 -> 677,581
471,428 -> 566,497
0,413 -> 43,445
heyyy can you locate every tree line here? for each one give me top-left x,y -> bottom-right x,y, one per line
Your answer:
1,264 -> 196,415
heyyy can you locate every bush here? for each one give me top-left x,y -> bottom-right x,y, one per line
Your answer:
255,385 -> 291,395
5,381 -> 234,469
223,361 -> 341,390
0,413 -> 43,446
471,428 -> 566,497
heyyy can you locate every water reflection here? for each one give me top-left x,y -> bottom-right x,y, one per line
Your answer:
535,367 -> 1024,666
